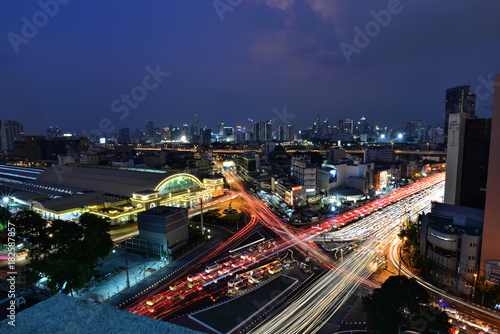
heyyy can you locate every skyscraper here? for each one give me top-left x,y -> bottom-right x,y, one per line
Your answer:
194,113 -> 199,136
338,120 -> 344,133
344,118 -> 353,134
287,124 -> 295,141
444,113 -> 491,209
481,74 -> 500,283
313,114 -> 320,136
254,122 -> 263,142
444,85 -> 476,137
117,128 -> 131,145
200,128 -> 211,146
223,127 -> 234,142
359,117 -> 367,134
1,120 -> 24,151
322,118 -> 329,137
218,122 -> 225,136
145,121 -> 155,137
265,120 -> 273,142
46,126 -> 62,139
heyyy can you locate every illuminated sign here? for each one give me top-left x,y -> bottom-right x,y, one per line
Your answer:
292,186 -> 303,191
329,169 -> 337,183
99,138 -> 106,144
485,260 -> 500,284
379,171 -> 387,188
222,161 -> 234,168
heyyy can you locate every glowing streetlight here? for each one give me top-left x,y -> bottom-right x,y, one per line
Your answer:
2,197 -> 9,203
397,133 -> 403,140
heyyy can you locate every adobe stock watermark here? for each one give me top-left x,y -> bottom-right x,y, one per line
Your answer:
7,0 -> 71,54
99,64 -> 170,135
340,0 -> 410,64
271,105 -> 296,125
213,0 -> 243,22
474,73 -> 499,102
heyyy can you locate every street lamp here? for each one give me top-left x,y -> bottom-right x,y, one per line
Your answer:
472,273 -> 478,301
398,236 -> 407,275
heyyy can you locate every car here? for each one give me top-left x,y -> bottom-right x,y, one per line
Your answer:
147,267 -> 157,273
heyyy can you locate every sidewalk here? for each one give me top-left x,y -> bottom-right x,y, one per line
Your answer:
103,228 -> 225,308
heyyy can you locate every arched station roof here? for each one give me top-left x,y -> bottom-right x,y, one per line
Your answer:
37,165 -> 203,198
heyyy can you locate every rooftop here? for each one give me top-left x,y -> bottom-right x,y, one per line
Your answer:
140,206 -> 188,217
0,293 -> 201,334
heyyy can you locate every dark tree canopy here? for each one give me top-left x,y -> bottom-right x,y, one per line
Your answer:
0,206 -> 11,230
363,276 -> 450,334
10,210 -> 46,236
18,211 -> 114,295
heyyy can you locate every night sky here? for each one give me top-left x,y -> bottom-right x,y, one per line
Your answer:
1,0 -> 500,135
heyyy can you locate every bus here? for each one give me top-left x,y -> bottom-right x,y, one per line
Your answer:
205,263 -> 223,273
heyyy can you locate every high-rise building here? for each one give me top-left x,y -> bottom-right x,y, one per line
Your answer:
322,118 -> 329,137
254,122 -> 264,142
344,119 -> 353,134
338,120 -> 344,133
287,124 -> 295,141
194,113 -> 199,136
1,120 -> 24,151
161,127 -> 171,142
247,119 -> 254,136
444,113 -> 491,210
481,74 -> 500,283
264,121 -> 273,142
359,117 -> 367,134
277,124 -> 294,142
223,127 -> 234,142
291,156 -> 317,196
46,126 -> 62,139
445,85 -> 476,137
277,125 -> 286,142
218,123 -> 225,136
313,114 -> 320,137
117,128 -> 131,145
145,121 -> 155,137
200,128 -> 211,146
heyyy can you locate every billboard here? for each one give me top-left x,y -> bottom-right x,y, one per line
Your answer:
379,170 -> 387,188
222,161 -> 234,168
485,260 -> 500,284
329,169 -> 337,183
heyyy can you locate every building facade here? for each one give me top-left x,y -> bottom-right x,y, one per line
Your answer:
137,206 -> 189,254
444,113 -> 491,209
291,156 -> 317,196
419,203 -> 483,295
444,85 -> 476,137
1,120 -> 24,152
481,74 -> 500,284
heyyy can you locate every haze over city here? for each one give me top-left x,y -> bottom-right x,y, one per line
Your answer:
1,0 -> 499,134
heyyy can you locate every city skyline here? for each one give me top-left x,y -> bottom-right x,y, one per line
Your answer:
1,1 -> 499,135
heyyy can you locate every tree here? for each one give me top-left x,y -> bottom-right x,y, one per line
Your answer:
0,206 -> 11,231
363,276 -> 450,334
22,212 -> 114,295
10,210 -> 46,236
78,213 -> 114,264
